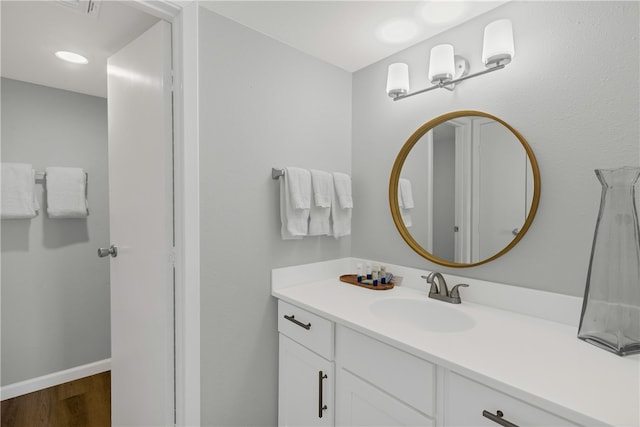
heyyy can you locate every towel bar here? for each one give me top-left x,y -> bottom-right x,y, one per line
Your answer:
272,168 -> 285,180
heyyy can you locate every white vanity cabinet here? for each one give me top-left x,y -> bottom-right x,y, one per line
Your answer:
278,301 -> 335,426
443,371 -> 579,427
278,299 -> 586,427
273,260 -> 638,427
335,326 -> 435,426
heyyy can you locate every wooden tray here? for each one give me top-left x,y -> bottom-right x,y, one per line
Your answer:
339,274 -> 395,291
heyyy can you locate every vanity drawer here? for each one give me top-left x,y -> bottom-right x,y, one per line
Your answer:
444,371 -> 579,426
336,326 -> 436,417
278,300 -> 334,360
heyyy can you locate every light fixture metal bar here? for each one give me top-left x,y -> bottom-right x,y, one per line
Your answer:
392,62 -> 506,101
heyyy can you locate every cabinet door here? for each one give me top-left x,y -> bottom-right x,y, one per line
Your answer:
337,326 -> 435,417
444,371 -> 578,427
336,369 -> 434,427
279,334 -> 334,427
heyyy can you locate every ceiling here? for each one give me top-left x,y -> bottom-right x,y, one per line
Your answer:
1,1 -> 508,99
201,1 -> 508,73
1,1 -> 160,98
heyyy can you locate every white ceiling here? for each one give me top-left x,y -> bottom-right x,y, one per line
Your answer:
1,1 -> 508,98
1,1 -> 160,98
201,1 -> 508,73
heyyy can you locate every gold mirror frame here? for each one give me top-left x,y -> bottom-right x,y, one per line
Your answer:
389,110 -> 541,268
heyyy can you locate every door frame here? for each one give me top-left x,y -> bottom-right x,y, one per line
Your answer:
452,118 -> 472,264
425,119 -> 472,263
423,130 -> 434,253
129,2 -> 200,426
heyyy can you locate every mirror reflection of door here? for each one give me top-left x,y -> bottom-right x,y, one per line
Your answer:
472,118 -> 532,262
399,117 -> 533,265
429,117 -> 474,264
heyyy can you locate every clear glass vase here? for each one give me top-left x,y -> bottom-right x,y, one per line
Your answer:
578,166 -> 640,356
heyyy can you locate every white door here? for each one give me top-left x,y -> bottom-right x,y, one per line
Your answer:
107,20 -> 174,426
475,119 -> 527,261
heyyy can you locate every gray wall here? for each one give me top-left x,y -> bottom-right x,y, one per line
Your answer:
1,78 -> 110,385
352,1 -> 639,297
198,9 -> 351,426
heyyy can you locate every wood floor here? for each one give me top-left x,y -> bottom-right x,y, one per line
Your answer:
1,371 -> 110,427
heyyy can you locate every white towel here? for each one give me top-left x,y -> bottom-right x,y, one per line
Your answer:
331,172 -> 352,238
45,167 -> 88,218
1,163 -> 39,219
399,178 -> 413,227
333,172 -> 353,209
399,178 -> 414,209
280,167 -> 311,239
280,178 -> 302,240
311,169 -> 332,208
287,167 -> 311,210
401,208 -> 413,227
308,170 -> 333,236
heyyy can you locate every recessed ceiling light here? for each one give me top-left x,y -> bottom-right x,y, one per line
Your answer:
420,1 -> 468,25
55,50 -> 89,65
376,19 -> 420,44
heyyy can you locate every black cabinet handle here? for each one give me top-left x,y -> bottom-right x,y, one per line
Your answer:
284,314 -> 311,330
318,371 -> 328,418
483,410 -> 519,427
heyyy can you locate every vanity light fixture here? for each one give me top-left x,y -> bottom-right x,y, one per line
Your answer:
55,50 -> 89,65
386,19 -> 515,101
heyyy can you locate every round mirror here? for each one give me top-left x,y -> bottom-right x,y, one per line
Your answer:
389,111 -> 540,268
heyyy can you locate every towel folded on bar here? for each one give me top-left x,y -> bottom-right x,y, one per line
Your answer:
45,167 -> 88,218
333,171 -> 353,209
280,167 -> 311,239
399,178 -> 414,227
308,169 -> 333,236
287,166 -> 311,210
331,172 -> 352,238
399,178 -> 414,209
1,162 -> 39,219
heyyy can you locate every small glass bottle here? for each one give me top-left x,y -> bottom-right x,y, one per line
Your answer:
372,264 -> 379,286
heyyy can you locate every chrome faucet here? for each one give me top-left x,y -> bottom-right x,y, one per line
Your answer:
421,272 -> 469,304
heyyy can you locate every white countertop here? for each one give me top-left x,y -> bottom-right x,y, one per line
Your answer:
272,259 -> 640,427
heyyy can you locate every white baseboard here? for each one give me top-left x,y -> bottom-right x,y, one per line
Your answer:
1,358 -> 111,401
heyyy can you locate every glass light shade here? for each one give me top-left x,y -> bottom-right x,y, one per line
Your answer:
428,44 -> 455,83
482,19 -> 514,67
386,63 -> 410,98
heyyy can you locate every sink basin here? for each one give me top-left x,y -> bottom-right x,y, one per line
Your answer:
369,298 -> 475,333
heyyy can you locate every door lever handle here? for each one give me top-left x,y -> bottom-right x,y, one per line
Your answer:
98,245 -> 118,258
